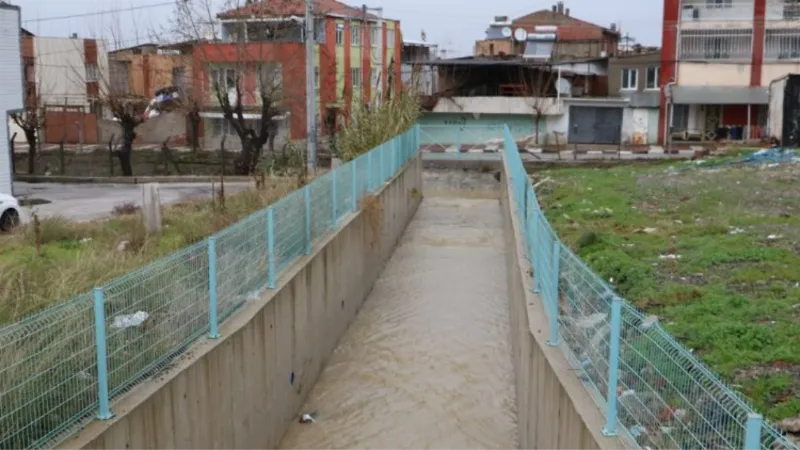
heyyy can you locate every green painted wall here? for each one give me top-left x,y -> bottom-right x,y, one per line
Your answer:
417,113 -> 543,144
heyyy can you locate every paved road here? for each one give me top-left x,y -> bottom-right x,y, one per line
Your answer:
13,182 -> 253,222
280,196 -> 518,449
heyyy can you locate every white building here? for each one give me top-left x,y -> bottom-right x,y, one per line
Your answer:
0,2 -> 22,195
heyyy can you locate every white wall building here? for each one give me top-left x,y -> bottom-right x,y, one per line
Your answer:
0,2 -> 22,194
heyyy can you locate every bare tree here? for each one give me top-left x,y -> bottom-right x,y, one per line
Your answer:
516,64 -> 557,145
10,103 -> 44,175
170,0 -> 308,175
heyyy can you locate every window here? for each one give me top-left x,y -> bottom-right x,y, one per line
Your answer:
705,0 -> 732,8
85,64 -> 99,82
765,29 -> 800,60
387,28 -> 395,50
671,104 -> 689,132
523,38 -> 555,59
351,24 -> 361,46
645,66 -> 658,89
210,67 -> 237,91
351,68 -> 361,88
212,118 -> 236,137
371,26 -> 380,48
335,24 -> 344,45
680,29 -> 752,60
784,0 -> 800,19
258,62 -> 282,96
314,18 -> 325,43
370,68 -> 379,88
621,68 -> 638,90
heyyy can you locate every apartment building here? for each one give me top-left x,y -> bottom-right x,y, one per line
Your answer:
15,30 -> 108,145
194,0 -> 402,149
659,0 -> 800,144
108,43 -> 186,98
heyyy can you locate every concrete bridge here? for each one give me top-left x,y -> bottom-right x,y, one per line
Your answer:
58,148 -> 621,449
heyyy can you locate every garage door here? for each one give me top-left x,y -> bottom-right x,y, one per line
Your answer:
568,106 -> 623,145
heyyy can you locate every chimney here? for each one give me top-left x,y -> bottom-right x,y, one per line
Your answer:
71,32 -> 78,39
565,8 -> 570,16
552,5 -> 557,13
557,1 -> 564,14
610,23 -> 617,31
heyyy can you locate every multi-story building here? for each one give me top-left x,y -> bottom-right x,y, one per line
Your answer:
474,2 -> 619,61
608,49 -> 662,144
1,1 -> 22,194
659,0 -> 800,144
14,30 -> 108,145
108,43 -> 186,98
194,0 -> 402,149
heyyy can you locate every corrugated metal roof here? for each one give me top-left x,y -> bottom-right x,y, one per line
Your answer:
671,86 -> 768,105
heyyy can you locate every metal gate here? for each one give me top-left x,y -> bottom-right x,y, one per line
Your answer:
568,106 -> 623,145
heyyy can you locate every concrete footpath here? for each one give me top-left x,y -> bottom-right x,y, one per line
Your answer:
13,181 -> 252,222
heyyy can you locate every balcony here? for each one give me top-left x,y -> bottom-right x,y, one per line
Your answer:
680,0 -> 754,26
766,0 -> 800,20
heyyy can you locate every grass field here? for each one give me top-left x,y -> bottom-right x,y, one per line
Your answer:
535,158 -> 800,422
0,179 -> 296,325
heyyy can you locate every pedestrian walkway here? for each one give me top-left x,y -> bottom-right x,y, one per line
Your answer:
279,196 -> 518,449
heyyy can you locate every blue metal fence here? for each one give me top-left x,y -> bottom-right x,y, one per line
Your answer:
501,124 -> 797,450
0,126 -> 420,450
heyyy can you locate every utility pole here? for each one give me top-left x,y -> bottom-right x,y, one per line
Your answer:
305,0 -> 317,174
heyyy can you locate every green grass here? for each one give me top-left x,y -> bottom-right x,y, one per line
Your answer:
535,159 -> 800,421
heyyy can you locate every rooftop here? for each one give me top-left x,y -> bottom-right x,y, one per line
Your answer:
511,3 -> 619,41
218,0 -> 380,20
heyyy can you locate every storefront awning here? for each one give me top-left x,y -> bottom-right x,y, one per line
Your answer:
671,86 -> 768,105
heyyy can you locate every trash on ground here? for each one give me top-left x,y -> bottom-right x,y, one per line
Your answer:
639,315 -> 659,332
635,227 -> 658,234
112,311 -> 149,329
659,254 -> 682,260
767,234 -> 782,240
299,412 -> 317,424
729,227 -> 745,235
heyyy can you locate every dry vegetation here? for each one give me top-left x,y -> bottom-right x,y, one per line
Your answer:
0,179 -> 296,324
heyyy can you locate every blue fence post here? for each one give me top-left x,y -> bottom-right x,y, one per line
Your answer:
414,124 -> 420,155
207,237 -> 220,339
266,208 -> 276,289
367,152 -> 373,192
744,413 -> 763,450
351,160 -> 358,212
332,168 -> 338,224
526,194 -> 536,290
92,287 -> 113,420
304,185 -> 312,254
546,240 -> 560,347
533,212 -> 541,294
602,297 -> 623,436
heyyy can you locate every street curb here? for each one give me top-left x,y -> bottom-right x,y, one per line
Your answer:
15,175 -> 256,184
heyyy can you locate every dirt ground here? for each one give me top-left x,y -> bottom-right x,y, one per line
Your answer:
535,158 -> 800,423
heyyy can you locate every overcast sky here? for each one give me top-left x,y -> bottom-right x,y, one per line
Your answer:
18,0 -> 663,56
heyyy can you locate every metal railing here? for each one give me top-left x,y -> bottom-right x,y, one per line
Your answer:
501,124 -> 797,450
0,127 -> 420,450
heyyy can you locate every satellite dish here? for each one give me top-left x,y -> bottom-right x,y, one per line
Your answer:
501,26 -> 512,38
513,28 -> 528,41
556,78 -> 572,95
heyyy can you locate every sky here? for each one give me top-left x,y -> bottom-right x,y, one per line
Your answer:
17,0 -> 664,56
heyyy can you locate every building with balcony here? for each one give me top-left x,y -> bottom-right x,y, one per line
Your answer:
194,0 -> 402,150
659,0 -> 800,144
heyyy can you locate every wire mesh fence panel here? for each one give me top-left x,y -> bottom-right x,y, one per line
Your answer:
273,189 -> 307,273
104,241 -> 210,400
310,171 -> 335,244
0,127 -> 422,450
216,211 -> 270,320
0,295 -> 96,450
333,161 -> 354,221
498,123 -> 798,450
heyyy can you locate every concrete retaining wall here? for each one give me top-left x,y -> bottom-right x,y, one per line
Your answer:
498,168 -> 624,449
60,154 -> 423,450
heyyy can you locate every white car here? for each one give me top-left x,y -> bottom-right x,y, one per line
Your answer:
0,193 -> 20,231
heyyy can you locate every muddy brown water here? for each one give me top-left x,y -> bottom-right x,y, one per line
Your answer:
279,197 -> 518,449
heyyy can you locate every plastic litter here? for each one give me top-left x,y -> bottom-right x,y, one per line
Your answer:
112,311 -> 149,329
299,411 -> 317,424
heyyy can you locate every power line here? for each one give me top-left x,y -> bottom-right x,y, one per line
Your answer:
22,2 -> 174,24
